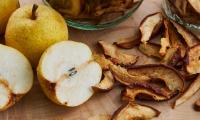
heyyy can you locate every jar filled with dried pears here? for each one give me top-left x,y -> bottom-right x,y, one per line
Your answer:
45,0 -> 82,18
46,0 -> 138,20
163,0 -> 200,30
43,0 -> 143,30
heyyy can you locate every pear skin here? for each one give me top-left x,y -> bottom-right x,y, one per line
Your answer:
0,0 -> 19,35
5,4 -> 68,67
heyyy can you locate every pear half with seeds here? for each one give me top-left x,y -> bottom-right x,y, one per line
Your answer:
37,41 -> 102,107
0,44 -> 33,111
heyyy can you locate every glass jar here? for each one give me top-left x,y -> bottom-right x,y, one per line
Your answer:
43,0 -> 143,30
162,0 -> 200,31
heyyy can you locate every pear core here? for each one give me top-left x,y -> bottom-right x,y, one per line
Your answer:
37,41 -> 102,107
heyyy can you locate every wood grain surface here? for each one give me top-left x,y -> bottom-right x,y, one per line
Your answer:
0,0 -> 200,120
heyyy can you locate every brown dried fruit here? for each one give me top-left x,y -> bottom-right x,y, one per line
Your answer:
112,102 -> 160,120
139,43 -> 162,59
110,64 -> 172,97
178,66 -> 198,80
186,44 -> 200,74
109,64 -> 150,85
161,47 -> 182,67
173,0 -> 189,16
178,0 -> 188,16
160,38 -> 171,56
172,22 -> 199,47
98,41 -> 138,67
174,74 -> 200,108
187,0 -> 200,14
140,12 -> 163,44
122,87 -> 168,102
92,71 -> 115,92
93,54 -> 113,70
160,19 -> 187,57
159,19 -> 171,56
182,6 -> 200,24
168,0 -> 200,24
194,98 -> 200,111
185,73 -> 198,81
128,64 -> 184,93
88,114 -> 111,120
167,20 -> 186,58
114,30 -> 141,49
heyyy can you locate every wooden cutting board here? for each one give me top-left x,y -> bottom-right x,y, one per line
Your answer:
0,0 -> 200,120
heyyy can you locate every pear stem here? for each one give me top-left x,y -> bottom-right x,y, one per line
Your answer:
31,4 -> 38,20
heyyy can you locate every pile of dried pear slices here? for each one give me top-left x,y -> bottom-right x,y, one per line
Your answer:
88,12 -> 200,120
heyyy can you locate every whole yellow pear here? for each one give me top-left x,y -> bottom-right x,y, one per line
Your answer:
0,0 -> 19,34
5,4 -> 68,67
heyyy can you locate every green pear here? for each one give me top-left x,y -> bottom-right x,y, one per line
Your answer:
5,4 -> 68,67
0,0 -> 19,34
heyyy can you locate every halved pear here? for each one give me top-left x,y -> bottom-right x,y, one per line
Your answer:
0,44 -> 33,111
37,41 -> 102,107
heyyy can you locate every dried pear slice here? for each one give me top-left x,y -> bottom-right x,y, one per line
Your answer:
194,97 -> 200,111
174,74 -> 200,108
122,87 -> 168,101
161,47 -> 182,67
139,43 -> 162,59
114,30 -> 141,49
188,0 -> 200,14
109,64 -> 150,86
140,12 -> 163,44
172,22 -> 199,47
112,102 -> 160,120
160,38 -> 171,56
128,64 -> 184,93
173,0 -> 189,16
167,20 -> 186,58
110,64 -> 172,97
93,54 -> 113,70
186,45 -> 200,74
159,19 -> 171,56
99,41 -> 138,67
92,71 -> 114,92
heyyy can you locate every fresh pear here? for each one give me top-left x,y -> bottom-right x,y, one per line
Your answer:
5,4 -> 68,67
0,44 -> 33,111
37,41 -> 102,107
0,0 -> 19,34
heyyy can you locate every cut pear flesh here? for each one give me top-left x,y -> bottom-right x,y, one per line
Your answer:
0,44 -> 33,110
38,41 -> 102,107
56,62 -> 101,106
0,82 -> 11,109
